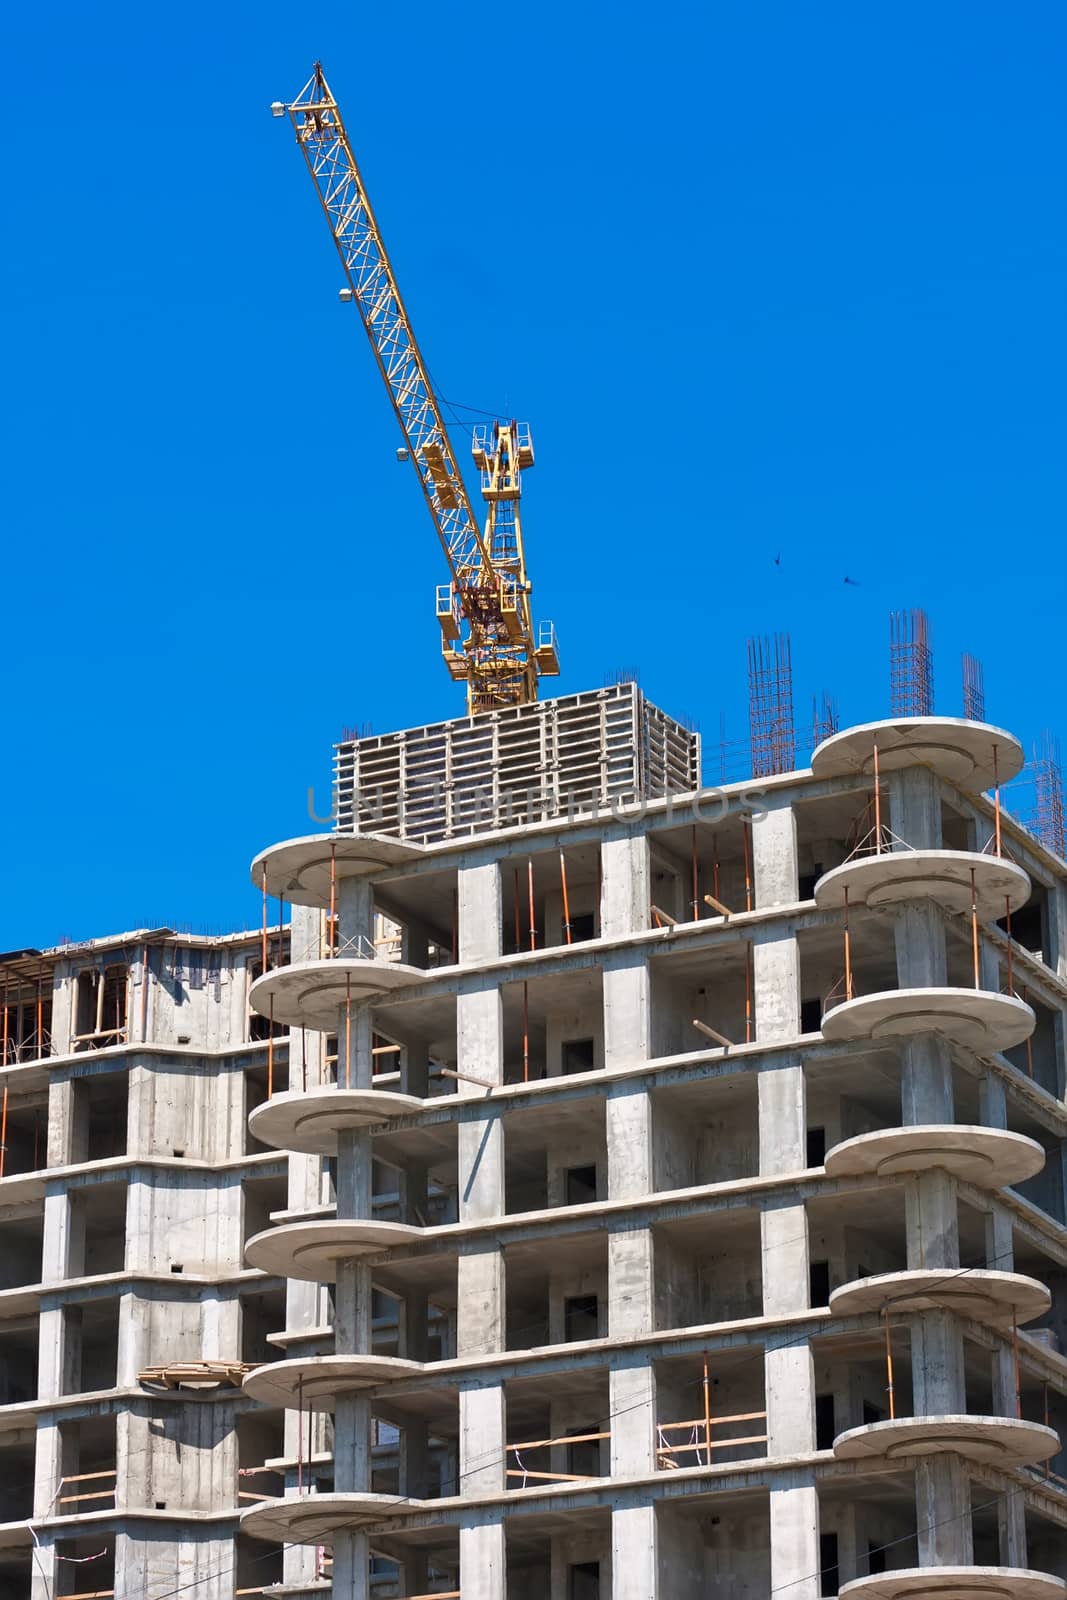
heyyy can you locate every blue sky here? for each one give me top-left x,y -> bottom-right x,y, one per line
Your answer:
2,2 -> 1064,948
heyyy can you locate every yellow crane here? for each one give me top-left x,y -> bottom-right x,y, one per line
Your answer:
272,63 -> 560,714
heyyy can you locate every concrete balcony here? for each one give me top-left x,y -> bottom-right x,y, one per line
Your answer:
814,848 -> 1030,918
249,1086 -> 424,1155
240,1490 -> 419,1543
249,956 -> 424,1030
244,1218 -> 423,1281
833,1413 -> 1059,1467
243,1354 -> 423,1410
823,1124 -> 1045,1187
251,833 -> 426,908
821,987 -> 1034,1053
828,1268 -> 1050,1330
811,716 -> 1025,792
840,1569 -> 1067,1599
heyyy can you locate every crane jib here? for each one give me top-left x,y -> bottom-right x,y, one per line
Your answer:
279,63 -> 559,712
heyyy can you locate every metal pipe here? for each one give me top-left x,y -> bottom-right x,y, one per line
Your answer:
745,942 -> 754,1044
344,972 -> 352,1089
742,820 -> 753,911
873,742 -> 882,852
522,982 -> 530,1083
140,944 -> 150,1042
1005,898 -> 1014,995
1,979 -> 8,1067
691,826 -> 699,921
992,743 -> 1002,856
0,1083 -> 7,1179
267,997 -> 274,1099
261,867 -> 269,971
94,968 -> 105,1038
970,868 -> 980,989
884,1306 -> 896,1419
527,861 -> 536,950
843,885 -> 853,1002
37,964 -> 45,1057
703,1355 -> 711,1467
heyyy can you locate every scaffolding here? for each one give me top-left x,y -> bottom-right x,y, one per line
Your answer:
747,634 -> 795,778
962,653 -> 986,722
889,608 -> 933,717
1033,733 -> 1066,859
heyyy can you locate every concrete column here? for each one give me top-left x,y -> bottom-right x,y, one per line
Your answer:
753,803 -> 799,907
915,1454 -> 973,1565
600,834 -> 657,1597
455,862 -> 506,1600
888,767 -> 943,851
759,1035 -> 818,1598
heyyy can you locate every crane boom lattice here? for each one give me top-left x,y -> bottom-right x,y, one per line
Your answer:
276,63 -> 559,713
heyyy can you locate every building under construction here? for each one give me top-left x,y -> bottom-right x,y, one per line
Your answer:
2,687 -> 1067,1600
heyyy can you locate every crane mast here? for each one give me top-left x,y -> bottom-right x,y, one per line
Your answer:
274,63 -> 559,714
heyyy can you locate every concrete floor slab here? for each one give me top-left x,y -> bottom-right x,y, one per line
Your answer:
240,1491 -> 418,1543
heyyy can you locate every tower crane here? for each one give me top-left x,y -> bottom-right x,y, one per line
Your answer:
272,63 -> 560,715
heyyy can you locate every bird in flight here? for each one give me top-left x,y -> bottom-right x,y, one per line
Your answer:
774,552 -> 781,567
843,575 -> 860,586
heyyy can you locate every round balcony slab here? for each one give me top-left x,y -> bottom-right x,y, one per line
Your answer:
249,1088 -> 424,1155
241,1491 -> 417,1544
841,1569 -> 1067,1600
811,717 -> 1024,791
251,833 -> 426,908
814,851 -> 1029,918
243,1354 -> 424,1411
829,1269 -> 1050,1329
250,958 -> 424,1030
833,1414 -> 1058,1467
824,1125 -> 1044,1188
821,988 -> 1034,1053
245,1219 -> 423,1282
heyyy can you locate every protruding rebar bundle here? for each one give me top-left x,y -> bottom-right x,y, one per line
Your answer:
889,608 -> 933,717
961,653 -> 985,722
1033,732 -> 1066,858
747,634 -> 795,777
812,691 -> 839,748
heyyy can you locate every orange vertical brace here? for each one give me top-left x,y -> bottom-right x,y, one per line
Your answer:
702,1355 -> 711,1466
261,867 -> 269,971
297,1373 -> 304,1493
527,861 -> 536,950
745,942 -> 754,1044
279,898 -> 286,970
691,826 -> 699,921
0,1083 -> 7,1179
970,868 -> 980,989
522,982 -> 530,1083
742,820 -> 753,912
36,967 -> 43,1059
267,997 -> 275,1099
560,851 -> 572,945
884,1306 -> 896,1418
1,979 -> 7,1067
329,841 -> 337,957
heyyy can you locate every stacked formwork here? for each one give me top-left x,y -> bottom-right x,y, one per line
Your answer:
333,684 -> 701,842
